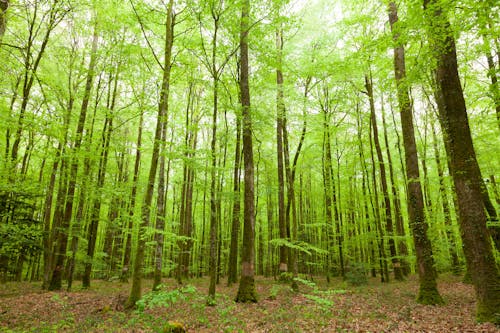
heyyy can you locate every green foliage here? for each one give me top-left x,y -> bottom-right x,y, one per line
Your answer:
136,285 -> 197,312
269,238 -> 327,256
268,284 -> 281,300
303,293 -> 335,309
345,263 -> 368,286
278,271 -> 294,283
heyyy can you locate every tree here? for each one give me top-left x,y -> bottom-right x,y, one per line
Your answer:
126,0 -> 175,308
235,0 -> 257,303
388,1 -> 442,304
0,0 -> 9,42
423,0 -> 500,322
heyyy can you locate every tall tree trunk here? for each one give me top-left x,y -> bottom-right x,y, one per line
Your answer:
121,109 -> 143,282
48,28 -> 99,291
152,123 -> 168,290
276,29 -> 288,276
176,83 -> 197,284
42,93 -> 73,289
235,0 -> 257,303
389,2 -> 443,304
82,59 -> 120,288
227,107 -> 242,285
431,123 -> 460,274
208,8 -> 221,302
0,0 -> 9,42
126,0 -> 174,308
423,0 -> 500,322
321,104 -> 333,283
365,75 -> 402,281
382,107 -> 410,276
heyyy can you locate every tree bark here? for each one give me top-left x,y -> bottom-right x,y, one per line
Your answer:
276,29 -> 288,276
235,0 -> 257,303
0,0 -> 9,42
227,107 -> 242,285
126,0 -> 174,308
48,28 -> 99,291
365,76 -> 390,283
382,107 -> 410,276
423,0 -> 499,321
389,2 -> 443,304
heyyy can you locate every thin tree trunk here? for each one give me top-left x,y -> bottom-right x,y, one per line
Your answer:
121,109 -> 143,282
365,75 -> 402,281
48,28 -> 99,291
276,29 -> 288,276
208,8 -> 221,302
431,123 -> 460,274
227,109 -> 242,285
126,0 -> 174,308
382,107 -> 410,276
152,118 -> 168,290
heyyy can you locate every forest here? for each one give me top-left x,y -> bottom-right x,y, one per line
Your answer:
0,0 -> 499,331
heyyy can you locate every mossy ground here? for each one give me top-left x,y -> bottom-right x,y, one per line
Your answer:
1,274 -> 498,332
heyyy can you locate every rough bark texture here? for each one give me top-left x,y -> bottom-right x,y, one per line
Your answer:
0,0 -> 8,42
423,0 -> 499,321
389,2 -> 443,304
235,0 -> 257,303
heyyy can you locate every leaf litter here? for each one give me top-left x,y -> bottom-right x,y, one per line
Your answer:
0,274 -> 498,332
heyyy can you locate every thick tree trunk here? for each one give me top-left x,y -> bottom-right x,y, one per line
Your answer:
389,2 -> 442,304
235,0 -> 257,303
0,0 -> 9,42
423,0 -> 500,322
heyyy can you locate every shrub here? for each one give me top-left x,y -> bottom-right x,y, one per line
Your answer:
345,263 -> 368,286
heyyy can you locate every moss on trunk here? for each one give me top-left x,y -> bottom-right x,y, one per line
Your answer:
416,284 -> 444,305
235,275 -> 257,303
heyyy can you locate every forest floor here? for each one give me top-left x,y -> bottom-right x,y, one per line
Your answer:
0,273 -> 499,332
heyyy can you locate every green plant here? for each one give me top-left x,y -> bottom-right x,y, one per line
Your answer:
136,285 -> 197,312
345,263 -> 368,286
268,284 -> 281,300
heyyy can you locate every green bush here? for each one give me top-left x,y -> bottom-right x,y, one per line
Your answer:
136,285 -> 197,312
345,263 -> 368,286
